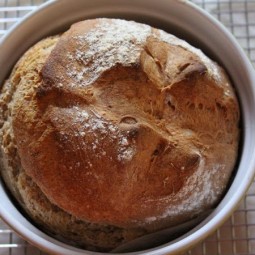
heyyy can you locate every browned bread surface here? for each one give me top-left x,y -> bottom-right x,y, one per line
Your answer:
0,18 -> 240,250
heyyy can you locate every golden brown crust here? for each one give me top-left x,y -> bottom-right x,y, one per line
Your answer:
6,18 -> 239,230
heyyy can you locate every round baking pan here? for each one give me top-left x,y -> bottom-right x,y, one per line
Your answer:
0,0 -> 255,254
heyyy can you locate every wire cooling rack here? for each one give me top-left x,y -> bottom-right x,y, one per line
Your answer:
0,0 -> 255,255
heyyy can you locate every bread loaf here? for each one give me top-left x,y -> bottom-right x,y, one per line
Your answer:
0,18 -> 240,251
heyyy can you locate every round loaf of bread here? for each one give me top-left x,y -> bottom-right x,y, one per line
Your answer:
0,18 -> 240,251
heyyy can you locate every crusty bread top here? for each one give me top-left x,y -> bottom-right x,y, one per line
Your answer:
11,18 -> 239,228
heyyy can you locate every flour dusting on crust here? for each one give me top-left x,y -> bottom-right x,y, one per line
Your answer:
72,107 -> 136,162
67,19 -> 151,86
